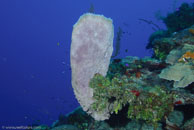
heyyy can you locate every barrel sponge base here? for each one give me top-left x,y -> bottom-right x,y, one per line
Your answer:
70,13 -> 114,120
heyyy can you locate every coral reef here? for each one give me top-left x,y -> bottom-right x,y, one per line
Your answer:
88,57 -> 176,128
147,2 -> 194,61
159,44 -> 194,88
182,117 -> 194,130
147,25 -> 194,61
146,30 -> 170,50
167,110 -> 184,127
159,63 -> 194,88
163,3 -> 194,33
33,5 -> 194,129
165,44 -> 194,65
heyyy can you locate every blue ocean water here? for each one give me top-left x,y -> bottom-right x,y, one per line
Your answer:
0,0 -> 193,127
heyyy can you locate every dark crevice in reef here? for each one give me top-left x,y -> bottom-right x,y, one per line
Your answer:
175,104 -> 194,123
108,97 -> 116,103
106,104 -> 130,128
185,82 -> 194,94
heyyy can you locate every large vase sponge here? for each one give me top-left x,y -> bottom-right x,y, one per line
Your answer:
70,13 -> 114,120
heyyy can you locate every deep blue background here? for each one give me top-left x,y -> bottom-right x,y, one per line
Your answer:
0,0 -> 193,126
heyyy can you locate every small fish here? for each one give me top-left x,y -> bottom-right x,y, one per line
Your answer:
57,42 -> 60,46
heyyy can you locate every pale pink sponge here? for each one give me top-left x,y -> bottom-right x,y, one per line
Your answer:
70,13 -> 114,120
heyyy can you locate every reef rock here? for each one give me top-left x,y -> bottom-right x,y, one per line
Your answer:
159,43 -> 194,88
159,63 -> 194,88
